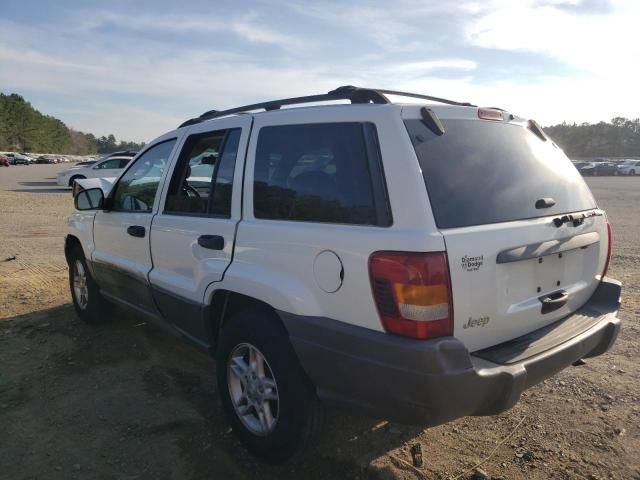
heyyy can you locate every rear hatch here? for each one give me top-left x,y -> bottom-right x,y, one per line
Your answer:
402,106 -> 609,352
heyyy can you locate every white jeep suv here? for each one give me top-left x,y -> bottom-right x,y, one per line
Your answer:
65,86 -> 621,463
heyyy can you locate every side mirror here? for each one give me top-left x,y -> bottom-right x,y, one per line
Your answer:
74,188 -> 104,211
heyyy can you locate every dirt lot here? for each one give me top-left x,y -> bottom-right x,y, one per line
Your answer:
1,164 -> 639,480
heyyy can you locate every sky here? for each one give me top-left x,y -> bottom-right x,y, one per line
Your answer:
0,0 -> 638,143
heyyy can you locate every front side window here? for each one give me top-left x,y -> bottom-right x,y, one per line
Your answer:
253,122 -> 388,226
112,140 -> 176,212
165,128 -> 241,216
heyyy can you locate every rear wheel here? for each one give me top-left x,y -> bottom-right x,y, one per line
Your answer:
630,169 -> 636,176
216,308 -> 321,463
68,246 -> 109,324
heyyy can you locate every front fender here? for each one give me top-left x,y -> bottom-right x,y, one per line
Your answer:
66,211 -> 96,274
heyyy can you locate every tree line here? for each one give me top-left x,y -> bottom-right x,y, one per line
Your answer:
544,117 -> 640,159
1,91 -> 639,159
0,93 -> 145,155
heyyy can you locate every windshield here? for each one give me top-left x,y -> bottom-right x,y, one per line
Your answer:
404,118 -> 597,229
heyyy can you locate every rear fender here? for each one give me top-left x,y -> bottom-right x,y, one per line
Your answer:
203,261 -> 321,318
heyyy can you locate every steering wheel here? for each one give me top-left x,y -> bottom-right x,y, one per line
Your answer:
182,184 -> 200,198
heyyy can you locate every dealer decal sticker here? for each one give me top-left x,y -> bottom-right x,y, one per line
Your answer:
461,254 -> 484,272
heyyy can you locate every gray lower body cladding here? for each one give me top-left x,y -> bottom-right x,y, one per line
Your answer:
279,278 -> 621,426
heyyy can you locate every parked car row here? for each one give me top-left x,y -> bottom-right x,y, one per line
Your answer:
0,152 -> 71,164
0,151 -> 136,167
573,159 -> 640,176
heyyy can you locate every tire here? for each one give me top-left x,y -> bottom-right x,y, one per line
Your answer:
630,169 -> 636,176
69,175 -> 85,188
68,245 -> 110,324
216,308 -> 322,464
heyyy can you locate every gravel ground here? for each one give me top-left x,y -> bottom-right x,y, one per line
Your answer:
0,166 -> 638,480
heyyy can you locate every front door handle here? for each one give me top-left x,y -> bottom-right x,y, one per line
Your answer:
197,235 -> 224,250
127,225 -> 146,238
539,290 -> 568,314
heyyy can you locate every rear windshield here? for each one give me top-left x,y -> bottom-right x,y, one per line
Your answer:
404,119 -> 597,229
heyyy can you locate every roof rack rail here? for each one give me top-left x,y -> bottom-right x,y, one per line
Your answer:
370,88 -> 475,107
178,86 -> 389,128
178,85 -> 474,128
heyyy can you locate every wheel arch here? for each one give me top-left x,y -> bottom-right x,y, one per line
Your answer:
207,289 -> 289,353
64,235 -> 83,265
68,174 -> 86,186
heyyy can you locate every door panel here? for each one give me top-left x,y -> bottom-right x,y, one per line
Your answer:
92,211 -> 157,310
148,117 -> 251,338
91,138 -> 179,314
91,168 -> 121,179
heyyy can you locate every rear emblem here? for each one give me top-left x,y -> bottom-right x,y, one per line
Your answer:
463,316 -> 490,329
461,255 -> 484,272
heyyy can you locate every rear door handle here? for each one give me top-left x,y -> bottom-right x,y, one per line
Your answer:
197,235 -> 225,250
539,290 -> 568,314
127,225 -> 146,238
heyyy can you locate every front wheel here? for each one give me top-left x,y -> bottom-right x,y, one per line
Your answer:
68,246 -> 109,324
630,169 -> 636,176
216,308 -> 322,463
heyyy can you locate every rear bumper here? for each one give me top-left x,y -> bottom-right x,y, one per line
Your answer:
280,278 -> 621,426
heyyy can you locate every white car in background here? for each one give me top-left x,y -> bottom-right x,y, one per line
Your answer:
616,159 -> 640,176
57,156 -> 133,188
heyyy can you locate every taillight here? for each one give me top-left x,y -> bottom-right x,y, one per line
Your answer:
369,251 -> 453,340
602,222 -> 613,279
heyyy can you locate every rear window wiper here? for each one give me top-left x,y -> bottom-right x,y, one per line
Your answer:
553,210 -> 603,228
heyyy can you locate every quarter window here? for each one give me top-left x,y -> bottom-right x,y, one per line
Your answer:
253,122 -> 389,226
111,140 -> 176,212
165,128 -> 241,216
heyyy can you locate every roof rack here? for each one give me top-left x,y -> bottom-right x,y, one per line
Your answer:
370,88 -> 475,107
178,85 -> 474,128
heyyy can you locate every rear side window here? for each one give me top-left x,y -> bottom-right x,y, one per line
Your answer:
404,119 -> 597,229
253,122 -> 390,226
95,158 -> 122,169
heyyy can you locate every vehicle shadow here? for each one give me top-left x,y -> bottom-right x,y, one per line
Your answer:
11,181 -> 68,193
11,188 -> 68,193
18,181 -> 59,187
0,304 -> 429,480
